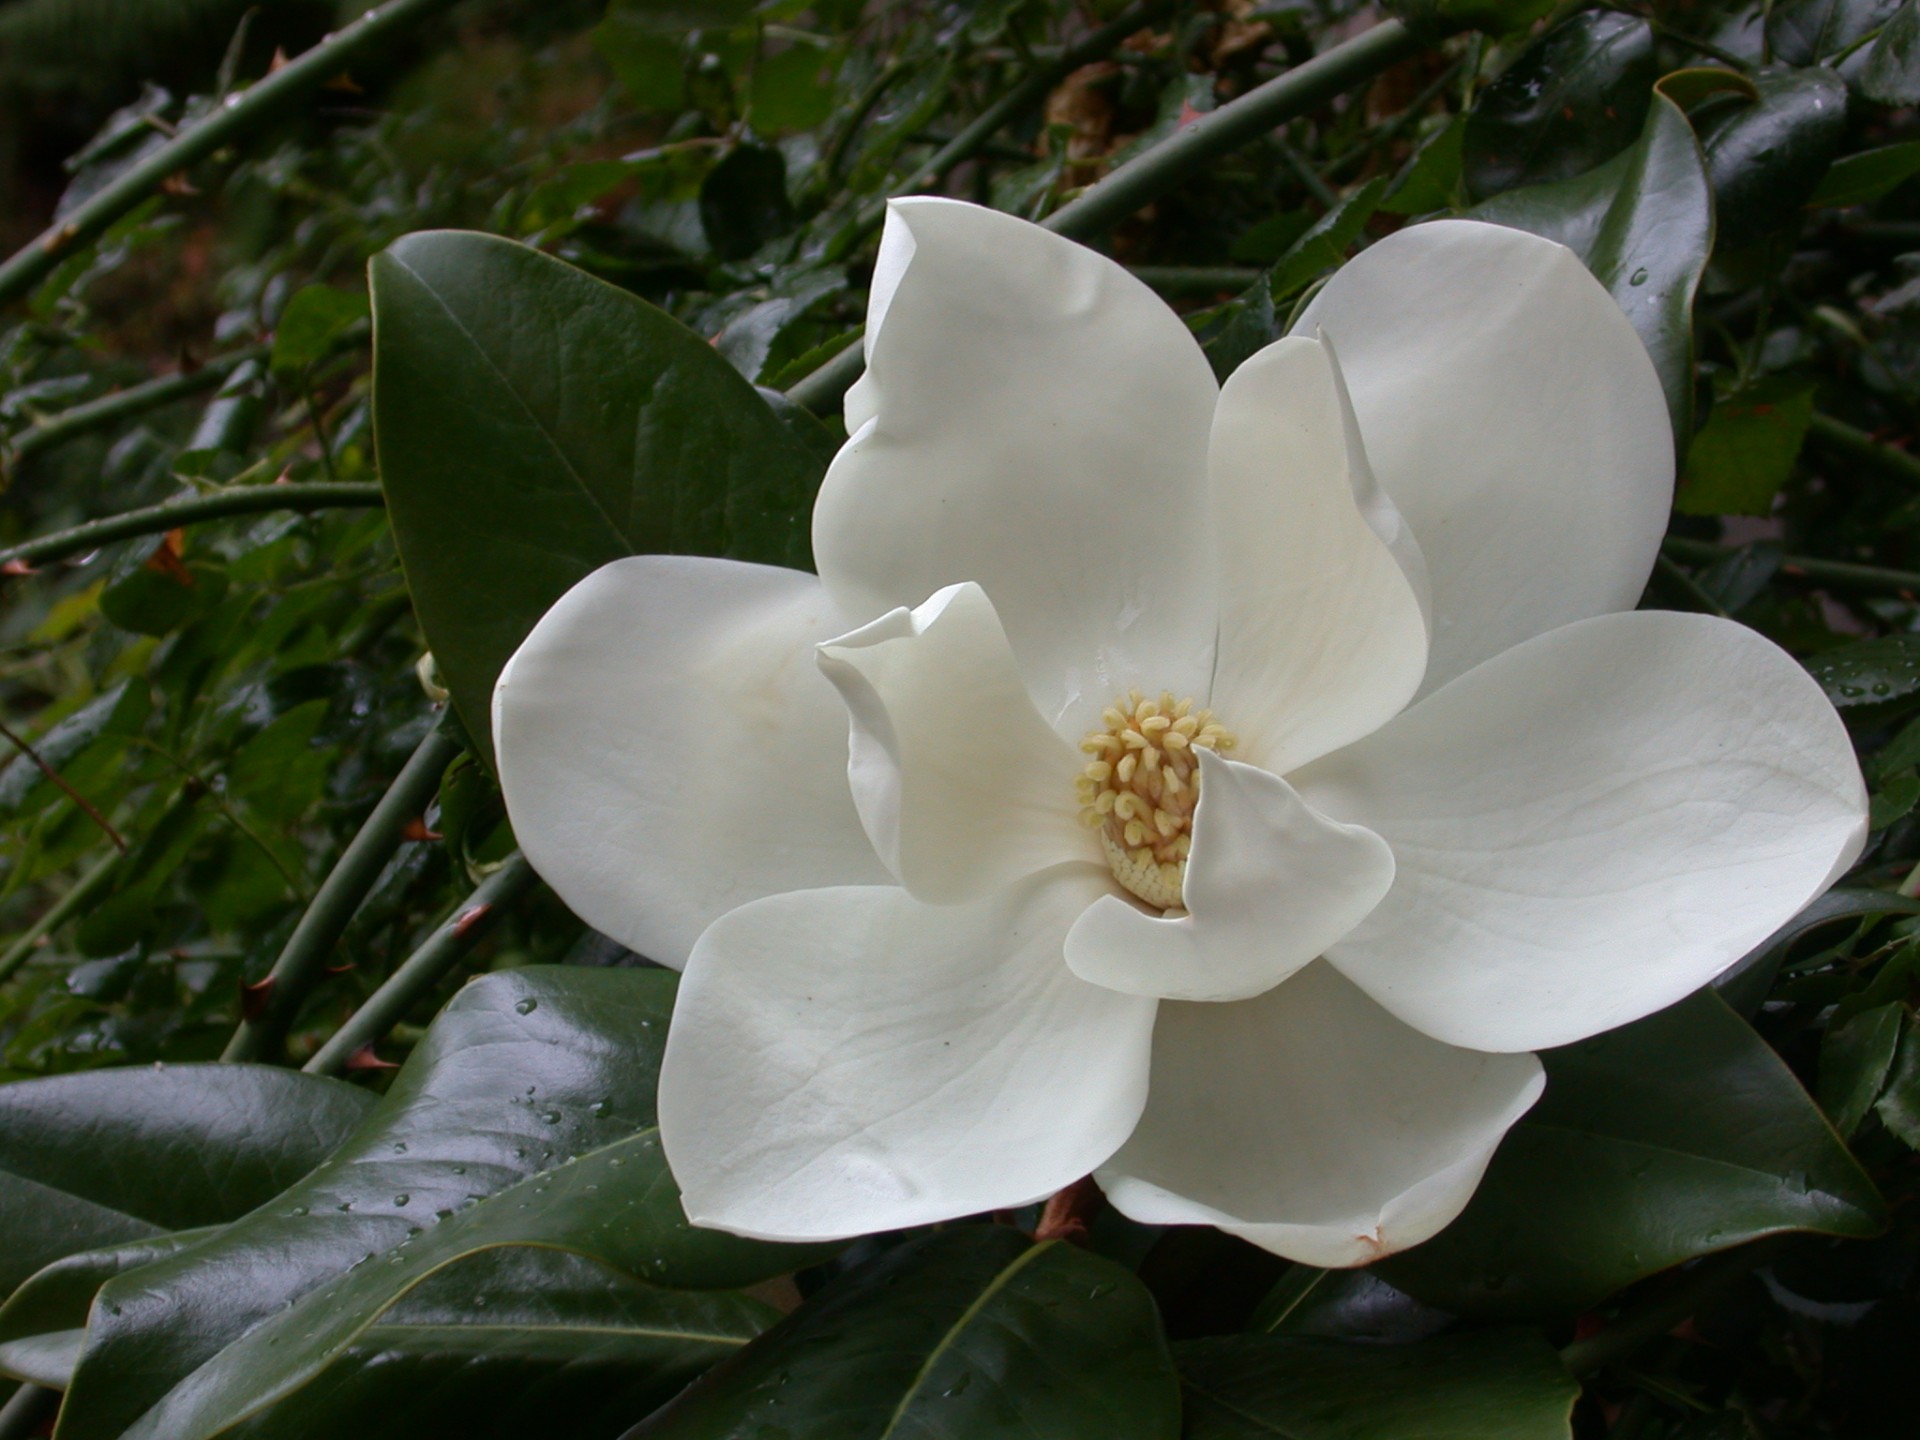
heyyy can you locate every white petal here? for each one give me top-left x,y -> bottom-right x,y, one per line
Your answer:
1064,752 -> 1393,1002
493,556 -> 888,969
1207,336 -> 1428,774
1299,611 -> 1869,1053
1098,963 -> 1544,1267
813,198 -> 1221,737
659,866 -> 1156,1241
817,581 -> 1095,903
1292,219 -> 1672,692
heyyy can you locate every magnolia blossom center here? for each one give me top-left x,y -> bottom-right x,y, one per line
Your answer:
1076,690 -> 1236,911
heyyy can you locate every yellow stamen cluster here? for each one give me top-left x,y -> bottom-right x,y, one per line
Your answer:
1077,690 -> 1235,911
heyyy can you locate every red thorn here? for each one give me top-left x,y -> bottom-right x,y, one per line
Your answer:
453,903 -> 493,939
2,559 -> 35,575
400,818 -> 441,842
345,1044 -> 399,1072
324,961 -> 356,975
1176,100 -> 1205,128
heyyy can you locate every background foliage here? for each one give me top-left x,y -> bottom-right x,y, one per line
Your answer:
5,0 -> 1920,1435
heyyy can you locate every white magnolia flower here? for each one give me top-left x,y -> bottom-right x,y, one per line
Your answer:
493,199 -> 1867,1266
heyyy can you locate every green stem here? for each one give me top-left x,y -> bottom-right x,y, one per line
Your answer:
222,725 -> 461,1063
825,0 -> 1180,261
787,17 -> 1431,413
1652,552 -> 1730,618
0,1385 -> 57,1440
1128,264 -> 1265,292
303,850 -> 538,1076
1662,535 -> 1920,596
5,345 -> 267,469
0,0 -> 462,308
0,849 -> 120,985
1806,411 -> 1920,488
0,483 -> 384,570
1560,1243 -> 1774,1378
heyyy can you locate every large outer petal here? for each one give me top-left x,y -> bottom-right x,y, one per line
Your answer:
813,198 -> 1221,737
817,582 -> 1094,904
658,866 -> 1156,1241
1299,611 -> 1869,1053
1206,336 -> 1428,774
1292,219 -> 1672,692
1097,963 -> 1544,1268
1064,752 -> 1393,1002
493,556 -> 888,969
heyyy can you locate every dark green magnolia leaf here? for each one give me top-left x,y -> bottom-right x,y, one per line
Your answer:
629,1227 -> 1182,1440
0,1230 -> 215,1382
1250,1267 -> 1451,1344
271,285 -> 371,377
1818,1002 -> 1905,1135
370,230 -> 825,762
1379,991 -> 1886,1316
699,144 -> 794,261
1698,68 -> 1849,243
1178,1331 -> 1578,1440
219,1248 -> 776,1440
1870,769 -> 1920,830
1462,11 -> 1656,199
1864,0 -> 1920,104
1804,634 -> 1920,706
1471,91 -> 1711,445
60,968 -> 826,1440
1766,0 -> 1902,65
1808,140 -> 1920,208
0,1066 -> 371,1300
1675,376 -> 1815,516
1875,1015 -> 1920,1146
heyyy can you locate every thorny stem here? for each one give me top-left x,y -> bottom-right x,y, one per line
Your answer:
2,345 -> 267,472
303,850 -> 539,1076
0,483 -> 384,571
0,0 -> 464,307
786,17 -> 1434,413
223,724 -> 462,1063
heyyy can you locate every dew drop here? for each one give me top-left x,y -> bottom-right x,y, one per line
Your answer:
540,1109 -> 561,1125
288,1205 -> 309,1217
1629,267 -> 1649,286
393,1193 -> 411,1207
515,998 -> 538,1015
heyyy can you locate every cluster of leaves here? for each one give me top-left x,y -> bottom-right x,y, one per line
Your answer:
8,0 -> 1920,1435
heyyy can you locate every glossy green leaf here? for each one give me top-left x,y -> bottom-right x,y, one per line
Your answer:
1472,90 -> 1711,445
0,680 -> 147,816
1462,11 -> 1656,199
1271,176 -> 1388,301
219,1248 -> 776,1440
629,1227 -> 1182,1440
1864,0 -> 1920,104
0,1066 -> 370,1300
97,536 -> 229,637
1713,886 -> 1920,1016
1698,68 -> 1849,243
1380,114 -> 1465,216
60,968 -> 827,1440
271,285 -> 371,377
1178,1330 -> 1577,1440
1818,1002 -> 1905,1135
1380,991 -> 1886,1316
0,1230 -> 215,1387
1766,0 -> 1902,65
1675,376 -> 1815,516
1808,141 -> 1920,207
1804,634 -> 1920,706
1875,1014 -> 1920,1147
370,230 -> 824,762
1869,769 -> 1920,830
